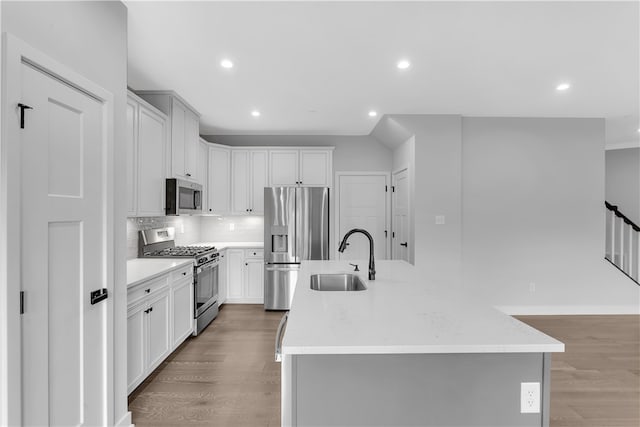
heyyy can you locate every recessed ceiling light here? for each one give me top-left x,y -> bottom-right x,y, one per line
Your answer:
220,59 -> 234,69
556,83 -> 571,91
368,111 -> 378,117
397,60 -> 411,70
251,110 -> 261,117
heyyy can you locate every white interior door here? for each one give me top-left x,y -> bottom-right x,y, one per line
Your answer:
392,169 -> 410,262
20,62 -> 109,426
337,174 -> 388,261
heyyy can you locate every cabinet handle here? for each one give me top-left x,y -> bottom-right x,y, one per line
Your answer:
245,263 -> 248,266
209,208 -> 212,212
186,173 -> 191,177
145,289 -> 150,294
149,307 -> 153,313
182,272 -> 187,275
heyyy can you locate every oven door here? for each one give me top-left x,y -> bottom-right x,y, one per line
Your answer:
195,261 -> 218,317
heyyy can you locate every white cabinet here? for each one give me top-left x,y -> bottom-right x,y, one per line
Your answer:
218,249 -> 228,304
127,264 -> 194,394
136,91 -> 201,183
207,145 -> 231,214
225,248 -> 264,304
171,277 -> 194,349
268,148 -> 333,187
231,150 -> 268,214
126,92 -> 167,217
198,139 -> 209,211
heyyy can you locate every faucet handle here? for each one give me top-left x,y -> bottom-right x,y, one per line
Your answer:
348,263 -> 360,272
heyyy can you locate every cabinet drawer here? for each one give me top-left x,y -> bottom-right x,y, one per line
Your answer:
244,248 -> 263,259
128,275 -> 170,307
171,264 -> 193,282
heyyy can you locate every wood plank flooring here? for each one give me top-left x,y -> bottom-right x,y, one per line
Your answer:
129,304 -> 284,426
129,307 -> 639,426
517,315 -> 640,427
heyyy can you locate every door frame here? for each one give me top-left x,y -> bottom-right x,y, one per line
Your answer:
334,171 -> 391,261
391,166 -> 411,262
0,33 -> 115,426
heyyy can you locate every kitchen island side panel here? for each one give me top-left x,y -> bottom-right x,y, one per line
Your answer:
291,353 -> 549,427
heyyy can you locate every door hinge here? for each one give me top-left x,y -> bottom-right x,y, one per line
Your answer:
20,291 -> 25,314
392,186 -> 395,192
17,103 -> 33,129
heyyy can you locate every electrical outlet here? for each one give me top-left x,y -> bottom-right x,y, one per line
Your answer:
529,282 -> 536,293
435,215 -> 445,225
521,382 -> 540,413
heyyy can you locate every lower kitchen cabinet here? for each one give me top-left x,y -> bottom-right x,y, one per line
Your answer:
224,248 -> 264,304
127,265 -> 194,394
218,249 -> 228,304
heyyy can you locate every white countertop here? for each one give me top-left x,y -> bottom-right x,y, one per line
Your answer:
194,241 -> 263,250
282,260 -> 564,355
127,258 -> 193,288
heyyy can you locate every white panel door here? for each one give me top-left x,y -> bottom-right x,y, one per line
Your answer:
269,150 -> 299,186
392,169 -> 410,262
127,303 -> 146,393
218,250 -> 228,304
338,175 -> 388,261
250,150 -> 268,214
300,150 -> 331,187
137,104 -> 166,216
198,140 -> 209,207
231,150 -> 249,213
208,146 -> 231,214
226,249 -> 245,300
171,278 -> 194,348
20,62 -> 109,426
126,97 -> 138,216
147,289 -> 171,372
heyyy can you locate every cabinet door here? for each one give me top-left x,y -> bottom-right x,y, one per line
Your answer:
245,259 -> 264,302
137,105 -> 167,216
231,150 -> 249,213
226,249 -> 245,300
127,303 -> 146,394
147,289 -> 171,372
250,150 -> 268,214
300,150 -> 332,187
198,140 -> 209,209
172,277 -> 194,349
126,97 -> 138,216
171,99 -> 186,179
208,146 -> 231,214
184,110 -> 199,181
269,150 -> 299,186
218,250 -> 228,304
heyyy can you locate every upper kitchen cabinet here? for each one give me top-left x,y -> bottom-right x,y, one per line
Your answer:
136,91 -> 201,184
231,149 -> 268,214
126,91 -> 168,217
207,144 -> 231,214
268,148 -> 334,187
198,138 -> 209,211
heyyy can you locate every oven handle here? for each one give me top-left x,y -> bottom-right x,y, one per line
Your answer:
197,261 -> 219,274
275,312 -> 289,362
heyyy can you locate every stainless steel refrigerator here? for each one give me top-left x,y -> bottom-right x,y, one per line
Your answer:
264,187 -> 330,310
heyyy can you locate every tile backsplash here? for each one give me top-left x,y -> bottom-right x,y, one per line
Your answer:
127,215 -> 264,259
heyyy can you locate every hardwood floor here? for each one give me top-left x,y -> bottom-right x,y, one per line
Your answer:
129,304 -> 284,426
129,307 -> 639,427
517,315 -> 640,427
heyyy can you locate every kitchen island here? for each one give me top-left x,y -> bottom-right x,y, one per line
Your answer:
280,260 -> 564,427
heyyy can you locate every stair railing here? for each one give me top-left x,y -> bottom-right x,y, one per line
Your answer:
605,201 -> 640,284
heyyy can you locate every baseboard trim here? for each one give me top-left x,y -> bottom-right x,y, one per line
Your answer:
496,305 -> 640,315
115,411 -> 133,427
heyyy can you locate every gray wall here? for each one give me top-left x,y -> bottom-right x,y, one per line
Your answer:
1,1 -> 129,423
202,134 -> 393,172
605,147 -> 640,224
462,117 -> 638,311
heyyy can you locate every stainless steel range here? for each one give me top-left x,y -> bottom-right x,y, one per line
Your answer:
139,227 -> 219,335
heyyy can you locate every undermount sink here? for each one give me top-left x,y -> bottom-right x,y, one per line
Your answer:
310,274 -> 367,292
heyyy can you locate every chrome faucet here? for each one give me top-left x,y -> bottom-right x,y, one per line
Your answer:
338,229 -> 376,280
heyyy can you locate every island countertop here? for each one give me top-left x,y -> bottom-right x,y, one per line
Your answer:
282,260 -> 564,355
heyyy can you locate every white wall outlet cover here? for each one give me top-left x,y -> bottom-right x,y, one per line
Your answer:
435,215 -> 445,225
520,382 -> 541,413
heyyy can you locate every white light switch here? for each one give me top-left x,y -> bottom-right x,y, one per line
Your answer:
435,215 -> 445,225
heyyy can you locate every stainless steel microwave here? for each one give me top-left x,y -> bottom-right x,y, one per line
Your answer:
166,178 -> 202,215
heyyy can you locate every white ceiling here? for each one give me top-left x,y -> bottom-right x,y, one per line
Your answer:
126,1 -> 639,145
